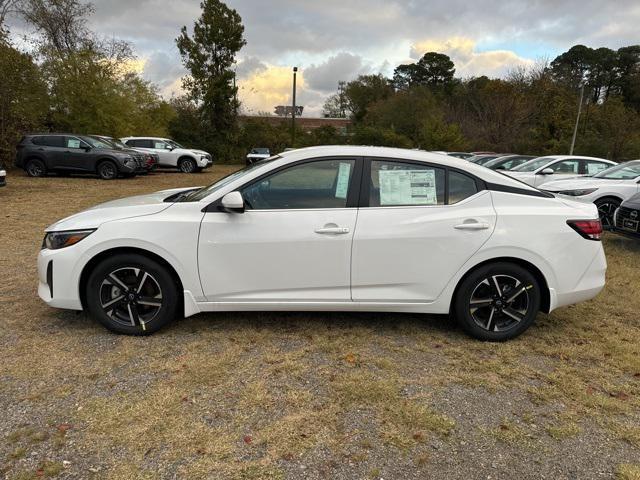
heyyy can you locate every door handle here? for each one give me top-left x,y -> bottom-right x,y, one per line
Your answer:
315,226 -> 350,235
454,222 -> 490,230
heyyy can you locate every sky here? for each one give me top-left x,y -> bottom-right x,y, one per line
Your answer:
7,0 -> 640,116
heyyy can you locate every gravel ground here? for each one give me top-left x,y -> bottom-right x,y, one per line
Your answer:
1,167 -> 639,480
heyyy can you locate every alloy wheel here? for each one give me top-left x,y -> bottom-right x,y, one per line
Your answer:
99,163 -> 117,180
180,159 -> 196,173
27,162 -> 44,177
596,200 -> 619,229
469,274 -> 531,332
98,267 -> 163,331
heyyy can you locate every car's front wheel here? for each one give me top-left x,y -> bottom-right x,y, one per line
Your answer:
595,197 -> 621,230
179,158 -> 197,173
454,262 -> 541,341
97,161 -> 118,180
86,254 -> 179,335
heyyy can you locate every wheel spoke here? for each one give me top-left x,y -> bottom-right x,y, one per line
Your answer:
108,273 -> 129,290
101,295 -> 124,309
505,286 -> 527,303
491,276 -> 502,295
138,297 -> 162,307
485,307 -> 496,331
136,271 -> 149,293
502,307 -> 525,323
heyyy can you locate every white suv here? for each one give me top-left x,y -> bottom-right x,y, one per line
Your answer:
121,137 -> 213,173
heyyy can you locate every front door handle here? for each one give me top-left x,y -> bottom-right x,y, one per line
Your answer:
454,222 -> 490,231
315,225 -> 350,235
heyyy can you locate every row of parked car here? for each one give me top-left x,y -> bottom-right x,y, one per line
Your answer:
434,151 -> 640,240
11,133 -> 213,180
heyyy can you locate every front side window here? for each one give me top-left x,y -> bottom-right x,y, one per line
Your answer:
154,140 -> 170,149
66,137 -> 84,149
369,160 -> 445,206
548,160 -> 580,174
241,159 -> 355,210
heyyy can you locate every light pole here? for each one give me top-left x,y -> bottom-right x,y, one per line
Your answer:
569,83 -> 585,155
291,66 -> 298,146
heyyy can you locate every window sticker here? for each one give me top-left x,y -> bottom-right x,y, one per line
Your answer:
335,162 -> 352,199
67,138 -> 81,149
379,169 -> 437,205
587,163 -> 607,175
154,142 -> 165,149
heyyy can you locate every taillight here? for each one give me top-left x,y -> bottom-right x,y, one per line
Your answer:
567,219 -> 603,241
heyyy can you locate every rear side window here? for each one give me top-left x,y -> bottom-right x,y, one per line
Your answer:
126,139 -> 153,148
583,160 -> 610,175
32,136 -> 64,147
369,160 -> 445,206
449,171 -> 478,204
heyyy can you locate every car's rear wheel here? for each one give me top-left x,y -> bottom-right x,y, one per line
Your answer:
26,159 -> 46,177
97,161 -> 118,180
179,158 -> 197,173
86,254 -> 179,335
595,197 -> 621,230
454,262 -> 541,341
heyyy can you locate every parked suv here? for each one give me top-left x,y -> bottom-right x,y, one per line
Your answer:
121,137 -> 213,173
0,161 -> 6,187
613,193 -> 640,240
94,135 -> 158,173
15,134 -> 146,180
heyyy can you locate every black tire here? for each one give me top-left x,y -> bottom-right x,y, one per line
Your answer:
26,159 -> 46,177
85,254 -> 179,335
595,197 -> 621,230
178,158 -> 197,173
97,161 -> 118,180
453,262 -> 541,341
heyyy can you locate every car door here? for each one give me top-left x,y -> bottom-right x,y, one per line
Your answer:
33,135 -> 66,169
351,158 -> 496,303
198,157 -> 361,302
150,139 -> 176,167
533,159 -> 582,187
60,136 -> 92,171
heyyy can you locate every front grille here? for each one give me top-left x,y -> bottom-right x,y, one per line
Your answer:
132,153 -> 145,167
615,206 -> 640,229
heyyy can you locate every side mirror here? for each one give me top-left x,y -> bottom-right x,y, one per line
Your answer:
495,165 -> 505,170
540,168 -> 554,175
165,145 -> 174,151
82,145 -> 92,152
221,191 -> 245,213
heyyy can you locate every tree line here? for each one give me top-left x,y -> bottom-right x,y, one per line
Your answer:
1,0 -> 639,166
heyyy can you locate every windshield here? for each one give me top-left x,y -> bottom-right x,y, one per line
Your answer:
167,140 -> 184,149
182,156 -> 280,202
593,162 -> 640,180
252,148 -> 270,154
474,155 -> 500,165
96,136 -> 128,149
81,136 -> 113,149
511,157 -> 556,172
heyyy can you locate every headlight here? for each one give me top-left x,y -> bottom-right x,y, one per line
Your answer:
42,229 -> 96,250
557,188 -> 598,197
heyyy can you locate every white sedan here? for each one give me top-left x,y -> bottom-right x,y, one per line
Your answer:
504,155 -> 616,187
37,146 -> 606,341
539,160 -> 640,228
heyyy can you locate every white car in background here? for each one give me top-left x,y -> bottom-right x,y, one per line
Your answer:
0,161 -> 6,187
246,148 -> 271,165
504,155 -> 616,187
539,160 -> 640,228
121,137 -> 213,173
37,146 -> 606,342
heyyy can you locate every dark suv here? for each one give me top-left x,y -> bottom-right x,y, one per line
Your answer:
15,134 -> 147,180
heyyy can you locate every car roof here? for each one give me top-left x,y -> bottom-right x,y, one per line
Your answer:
533,155 -> 615,162
121,136 -> 170,141
276,146 -> 542,192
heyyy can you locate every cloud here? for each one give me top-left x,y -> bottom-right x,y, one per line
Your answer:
237,64 -> 304,115
410,37 -> 534,78
304,52 -> 370,92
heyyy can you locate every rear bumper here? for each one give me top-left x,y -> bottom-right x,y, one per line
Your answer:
549,244 -> 607,311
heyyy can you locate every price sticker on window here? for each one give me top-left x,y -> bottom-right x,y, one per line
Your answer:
335,162 -> 351,199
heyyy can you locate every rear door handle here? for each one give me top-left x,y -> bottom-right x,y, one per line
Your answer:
315,226 -> 350,235
454,222 -> 490,230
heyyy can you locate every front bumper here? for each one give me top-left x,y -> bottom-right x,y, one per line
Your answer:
37,247 -> 84,310
196,156 -> 213,168
0,172 -> 5,187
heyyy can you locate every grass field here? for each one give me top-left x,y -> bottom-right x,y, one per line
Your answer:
1,167 -> 639,480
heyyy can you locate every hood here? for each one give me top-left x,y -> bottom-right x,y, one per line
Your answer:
45,186 -> 198,232
538,178 -> 619,191
622,192 -> 640,208
189,149 -> 209,156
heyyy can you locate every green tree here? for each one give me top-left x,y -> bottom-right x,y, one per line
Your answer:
176,0 -> 245,161
0,38 -> 48,165
343,74 -> 393,122
392,52 -> 455,90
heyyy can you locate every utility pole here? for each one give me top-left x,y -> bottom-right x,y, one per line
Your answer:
291,66 -> 298,146
569,84 -> 584,155
338,80 -> 346,118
